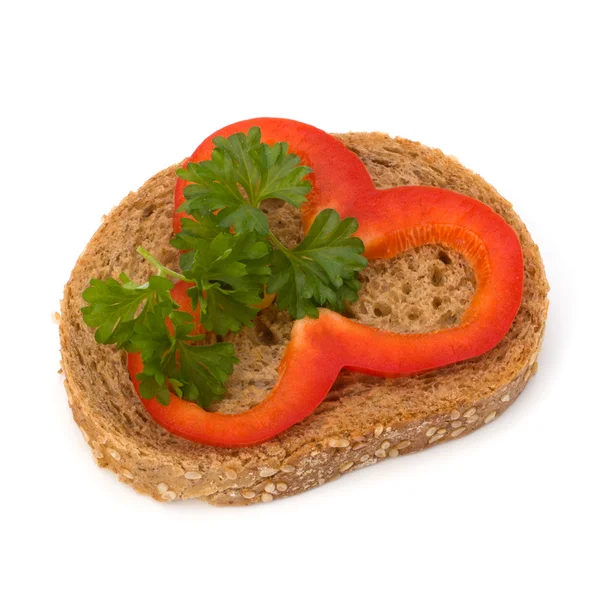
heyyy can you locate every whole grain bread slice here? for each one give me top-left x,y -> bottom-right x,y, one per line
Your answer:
59,132 -> 549,505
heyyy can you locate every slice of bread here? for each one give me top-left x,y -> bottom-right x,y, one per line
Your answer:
59,132 -> 549,505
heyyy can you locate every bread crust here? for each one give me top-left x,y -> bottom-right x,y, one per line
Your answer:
59,133 -> 549,505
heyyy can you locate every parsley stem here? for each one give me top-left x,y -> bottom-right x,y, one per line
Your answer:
268,232 -> 289,253
136,246 -> 192,282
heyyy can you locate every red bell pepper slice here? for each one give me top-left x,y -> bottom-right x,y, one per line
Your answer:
128,118 -> 524,447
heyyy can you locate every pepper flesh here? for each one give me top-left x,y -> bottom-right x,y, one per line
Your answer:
128,118 -> 524,447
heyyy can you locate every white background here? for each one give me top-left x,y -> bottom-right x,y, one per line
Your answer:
1,1 -> 598,599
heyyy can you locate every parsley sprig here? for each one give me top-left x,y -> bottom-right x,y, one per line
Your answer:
82,127 -> 368,408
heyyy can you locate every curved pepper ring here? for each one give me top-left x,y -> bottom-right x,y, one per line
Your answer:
128,118 -> 524,447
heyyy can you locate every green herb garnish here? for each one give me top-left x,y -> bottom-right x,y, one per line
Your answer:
81,127 -> 368,407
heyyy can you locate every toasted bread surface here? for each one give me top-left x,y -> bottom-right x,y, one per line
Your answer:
59,132 -> 549,505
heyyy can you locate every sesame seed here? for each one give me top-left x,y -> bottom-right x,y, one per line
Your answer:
450,409 -> 461,420
360,454 -> 370,462
121,470 -> 134,479
339,461 -> 354,473
381,440 -> 391,450
80,429 -> 90,443
281,464 -> 295,473
162,491 -> 177,501
241,490 -> 256,499
184,471 -> 201,480
318,478 -> 326,485
328,438 -> 350,448
531,362 -> 539,375
375,449 -> 387,458
501,394 -> 511,403
428,433 -> 444,444
92,448 -> 103,460
107,449 -> 121,461
385,427 -> 392,432
451,427 -> 466,437
425,426 -> 437,437
51,311 -> 61,324
261,492 -> 273,503
352,442 -> 367,450
352,435 -> 366,443
437,428 -> 447,436
529,352 -> 538,366
157,483 -> 169,494
264,482 -> 276,493
463,407 -> 477,418
395,440 -> 411,450
388,449 -> 399,458
224,468 -> 237,480
374,425 -> 384,438
466,415 -> 479,424
259,467 -> 278,478
484,411 -> 497,424
276,482 -> 288,492
451,420 -> 462,429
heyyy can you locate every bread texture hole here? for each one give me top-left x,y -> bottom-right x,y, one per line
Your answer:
431,266 -> 444,286
407,309 -> 421,321
373,303 -> 392,317
432,296 -> 443,309
402,282 -> 411,294
438,250 -> 452,264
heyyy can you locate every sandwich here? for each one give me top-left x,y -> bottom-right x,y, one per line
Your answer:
59,118 -> 549,505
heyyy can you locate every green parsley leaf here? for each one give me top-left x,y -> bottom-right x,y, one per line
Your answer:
267,209 -> 368,319
81,275 -> 174,346
177,127 -> 312,234
174,222 -> 272,335
131,308 -> 239,408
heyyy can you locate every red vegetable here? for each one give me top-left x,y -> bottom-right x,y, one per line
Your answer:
129,118 -> 524,447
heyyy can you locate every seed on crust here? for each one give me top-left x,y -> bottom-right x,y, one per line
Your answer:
121,469 -> 134,479
340,461 -> 354,473
450,409 -> 461,420
529,352 -> 538,366
281,464 -> 295,473
374,425 -> 384,438
80,428 -> 90,443
276,482 -> 288,492
328,438 -> 350,448
451,420 -> 462,429
451,427 -> 466,437
395,440 -> 411,450
463,407 -> 477,418
375,449 -> 387,458
107,449 -> 121,461
261,492 -> 273,503
162,491 -> 177,501
425,426 -> 437,437
429,433 -> 444,444
353,442 -> 367,450
437,428 -> 447,436
484,411 -> 497,424
92,447 -> 103,460
466,415 -> 479,424
359,454 -> 370,462
184,471 -> 202,480
388,449 -> 399,458
224,468 -> 237,480
264,482 -> 276,493
241,490 -> 256,499
381,441 -> 391,450
157,483 -> 169,494
259,467 -> 278,478
501,394 -> 511,403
